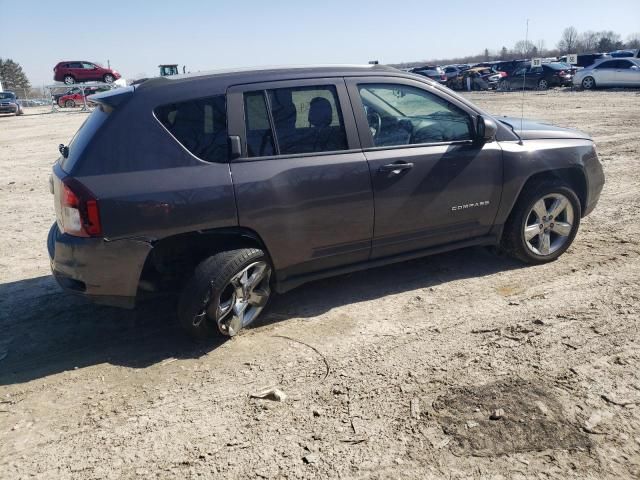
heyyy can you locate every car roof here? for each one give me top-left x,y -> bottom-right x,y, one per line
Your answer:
138,64 -> 411,90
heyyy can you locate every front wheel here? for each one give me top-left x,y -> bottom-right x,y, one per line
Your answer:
103,74 -> 115,83
65,99 -> 76,108
502,180 -> 581,264
582,76 -> 596,90
499,79 -> 511,91
178,249 -> 272,340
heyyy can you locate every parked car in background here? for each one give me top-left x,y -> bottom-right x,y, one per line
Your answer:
442,65 -> 469,81
450,67 -> 501,90
54,61 -> 121,85
574,58 -> 640,89
0,91 -> 24,115
47,64 -> 604,340
609,50 -> 636,58
494,60 -> 528,78
57,87 -> 109,108
558,53 -> 609,69
500,63 -> 573,90
410,65 -> 447,84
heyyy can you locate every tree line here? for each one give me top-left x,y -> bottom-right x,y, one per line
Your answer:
393,28 -> 640,68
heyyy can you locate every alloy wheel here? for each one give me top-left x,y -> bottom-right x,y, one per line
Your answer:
582,77 -> 595,89
104,74 -> 114,83
523,193 -> 574,256
64,76 -> 74,85
538,79 -> 548,90
192,261 -> 271,337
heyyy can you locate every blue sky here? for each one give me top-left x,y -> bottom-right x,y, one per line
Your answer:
2,0 -> 638,85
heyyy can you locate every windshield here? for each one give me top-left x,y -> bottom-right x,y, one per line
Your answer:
0,92 -> 16,100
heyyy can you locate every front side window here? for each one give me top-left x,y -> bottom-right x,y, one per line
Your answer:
244,85 -> 348,157
357,84 -> 473,147
154,95 -> 228,163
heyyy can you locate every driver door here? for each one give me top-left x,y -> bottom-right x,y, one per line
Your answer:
345,77 -> 502,259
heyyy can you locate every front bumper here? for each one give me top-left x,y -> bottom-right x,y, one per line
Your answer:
47,223 -> 152,308
583,149 -> 605,217
0,105 -> 18,113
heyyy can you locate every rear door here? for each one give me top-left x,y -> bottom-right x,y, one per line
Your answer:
227,78 -> 374,280
345,77 -> 502,259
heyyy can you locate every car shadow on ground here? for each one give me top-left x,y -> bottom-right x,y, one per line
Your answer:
0,246 -> 523,386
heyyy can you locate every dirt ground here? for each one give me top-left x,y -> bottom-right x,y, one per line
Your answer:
1,90 -> 639,479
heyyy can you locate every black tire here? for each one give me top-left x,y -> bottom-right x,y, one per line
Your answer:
499,79 -> 510,91
177,248 -> 271,340
65,99 -> 75,108
501,180 -> 581,264
63,75 -> 75,85
538,79 -> 549,90
103,74 -> 115,83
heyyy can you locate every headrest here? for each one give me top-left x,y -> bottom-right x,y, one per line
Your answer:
308,97 -> 333,128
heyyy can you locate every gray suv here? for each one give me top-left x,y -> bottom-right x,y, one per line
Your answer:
48,65 -> 604,339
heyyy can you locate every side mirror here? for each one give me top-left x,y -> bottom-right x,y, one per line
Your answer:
631,65 -> 639,70
229,135 -> 242,160
476,116 -> 497,143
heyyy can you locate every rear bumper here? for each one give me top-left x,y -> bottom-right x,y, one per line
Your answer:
47,223 -> 152,308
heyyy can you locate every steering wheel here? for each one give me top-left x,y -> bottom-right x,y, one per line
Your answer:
366,111 -> 382,138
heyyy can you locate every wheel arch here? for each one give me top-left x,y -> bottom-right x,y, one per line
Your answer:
508,167 -> 588,221
138,227 -> 274,294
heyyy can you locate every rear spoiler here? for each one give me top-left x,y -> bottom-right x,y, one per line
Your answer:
87,86 -> 135,112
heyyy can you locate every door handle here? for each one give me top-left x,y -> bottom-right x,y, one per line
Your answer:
378,162 -> 414,173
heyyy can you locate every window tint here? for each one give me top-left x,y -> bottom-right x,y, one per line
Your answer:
357,84 -> 472,147
244,91 -> 275,157
597,61 -> 616,69
82,62 -> 95,69
154,95 -> 228,163
244,85 -> 348,157
616,60 -> 632,69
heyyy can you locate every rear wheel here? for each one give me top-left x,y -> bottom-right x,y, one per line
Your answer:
538,78 -> 549,90
178,249 -> 272,340
63,75 -> 75,85
502,180 -> 581,264
582,76 -> 596,90
65,99 -> 76,108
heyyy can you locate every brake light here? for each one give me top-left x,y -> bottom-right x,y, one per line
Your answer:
59,178 -> 102,237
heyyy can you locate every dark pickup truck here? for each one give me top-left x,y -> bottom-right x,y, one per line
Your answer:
48,65 -> 604,339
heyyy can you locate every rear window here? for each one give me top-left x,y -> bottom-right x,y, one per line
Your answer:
154,95 -> 228,163
60,107 -> 110,172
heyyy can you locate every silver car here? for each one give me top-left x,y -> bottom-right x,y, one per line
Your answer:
573,58 -> 640,89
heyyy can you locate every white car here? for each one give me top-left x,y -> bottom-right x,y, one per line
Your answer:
573,58 -> 640,89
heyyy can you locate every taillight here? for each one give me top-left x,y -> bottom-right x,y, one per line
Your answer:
58,177 -> 102,237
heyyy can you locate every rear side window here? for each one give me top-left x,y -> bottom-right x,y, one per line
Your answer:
155,95 -> 228,163
244,85 -> 348,157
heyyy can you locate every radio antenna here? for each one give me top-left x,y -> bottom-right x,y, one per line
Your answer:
520,18 -> 529,141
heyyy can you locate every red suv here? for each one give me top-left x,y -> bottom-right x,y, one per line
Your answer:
53,61 -> 121,85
